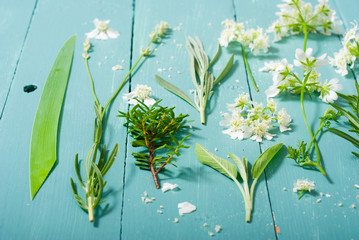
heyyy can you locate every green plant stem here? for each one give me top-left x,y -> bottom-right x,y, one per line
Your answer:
88,196 -> 94,222
85,58 -> 100,106
200,108 -> 206,124
101,40 -> 153,120
242,46 -> 259,92
303,24 -> 308,52
300,81 -> 326,176
298,190 -> 304,199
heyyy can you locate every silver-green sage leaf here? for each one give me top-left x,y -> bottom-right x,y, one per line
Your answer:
251,143 -> 283,179
155,75 -> 197,110
30,35 -> 76,200
195,143 -> 237,179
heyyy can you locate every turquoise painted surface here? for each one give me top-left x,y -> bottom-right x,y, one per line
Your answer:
0,0 -> 358,239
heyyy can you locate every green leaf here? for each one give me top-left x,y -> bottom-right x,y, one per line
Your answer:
330,103 -> 359,129
251,143 -> 283,179
30,35 -> 76,200
228,153 -> 247,182
213,54 -> 234,85
195,143 -> 238,180
155,75 -> 198,110
328,128 -> 359,148
209,44 -> 221,68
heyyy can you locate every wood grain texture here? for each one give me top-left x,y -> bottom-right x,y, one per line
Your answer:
0,0 -> 37,118
120,0 -> 275,239
0,0 -> 132,239
1,0 -> 359,239
233,0 -> 359,239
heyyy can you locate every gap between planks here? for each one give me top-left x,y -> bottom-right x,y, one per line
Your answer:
0,0 -> 39,120
119,0 -> 136,239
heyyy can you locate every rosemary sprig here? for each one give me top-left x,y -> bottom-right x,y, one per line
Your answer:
118,100 -> 191,189
70,22 -> 171,222
156,36 -> 234,124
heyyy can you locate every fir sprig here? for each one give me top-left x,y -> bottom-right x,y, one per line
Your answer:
118,100 -> 191,189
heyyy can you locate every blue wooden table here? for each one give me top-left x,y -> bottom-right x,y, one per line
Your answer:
1,0 -> 359,239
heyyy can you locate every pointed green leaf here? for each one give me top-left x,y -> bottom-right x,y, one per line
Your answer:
328,128 -> 359,148
228,153 -> 247,182
155,75 -> 198,110
30,35 -> 76,200
195,143 -> 237,180
209,44 -> 221,68
213,54 -> 234,85
251,143 -> 283,179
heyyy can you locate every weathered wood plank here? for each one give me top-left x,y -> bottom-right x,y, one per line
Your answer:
0,0 -> 133,239
120,0 -> 276,239
233,0 -> 359,238
0,0 -> 37,118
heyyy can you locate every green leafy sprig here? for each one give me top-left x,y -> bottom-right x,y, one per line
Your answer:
287,108 -> 341,172
195,143 -> 283,222
328,81 -> 359,157
71,22 -> 171,222
118,100 -> 191,189
156,36 -> 234,124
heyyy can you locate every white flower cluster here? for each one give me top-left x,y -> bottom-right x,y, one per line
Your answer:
220,93 -> 292,142
261,48 -> 343,103
123,84 -> 156,107
268,0 -> 342,42
86,18 -> 120,40
329,22 -> 359,76
293,179 -> 315,193
150,21 -> 171,42
218,19 -> 270,55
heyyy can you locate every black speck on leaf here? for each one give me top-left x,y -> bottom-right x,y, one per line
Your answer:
24,85 -> 37,93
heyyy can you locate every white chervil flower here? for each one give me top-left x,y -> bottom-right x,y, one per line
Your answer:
250,120 -> 274,142
218,28 -> 235,47
220,112 -> 252,140
227,93 -> 250,111
329,48 -> 355,76
123,84 -> 156,106
277,108 -> 292,132
249,28 -> 270,55
294,48 -> 328,71
293,179 -> 315,197
319,78 -> 342,103
86,18 -> 120,40
267,20 -> 290,42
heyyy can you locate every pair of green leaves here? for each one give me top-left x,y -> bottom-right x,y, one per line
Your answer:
195,142 -> 283,222
195,143 -> 283,181
156,36 -> 234,124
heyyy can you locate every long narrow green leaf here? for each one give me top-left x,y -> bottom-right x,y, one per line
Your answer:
251,143 -> 283,179
213,54 -> 234,85
195,143 -> 238,180
328,128 -> 359,148
209,44 -> 221,69
155,75 -> 198,110
330,103 -> 359,129
30,35 -> 76,200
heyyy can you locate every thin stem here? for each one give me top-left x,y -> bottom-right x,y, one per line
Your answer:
242,46 -> 259,92
300,81 -> 325,175
101,39 -> 154,120
306,121 -> 325,155
88,197 -> 94,222
101,53 -> 145,120
200,108 -> 206,124
85,58 -> 100,106
298,190 -> 305,199
303,24 -> 308,52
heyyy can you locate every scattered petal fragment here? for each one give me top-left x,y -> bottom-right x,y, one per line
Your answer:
162,182 -> 179,193
178,202 -> 196,215
112,64 -> 123,71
